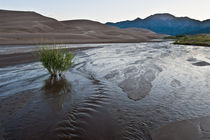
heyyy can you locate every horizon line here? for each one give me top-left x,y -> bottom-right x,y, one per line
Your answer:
1,9 -> 209,23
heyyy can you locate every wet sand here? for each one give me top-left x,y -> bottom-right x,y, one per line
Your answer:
0,52 -> 38,68
0,46 -> 98,68
152,116 -> 210,140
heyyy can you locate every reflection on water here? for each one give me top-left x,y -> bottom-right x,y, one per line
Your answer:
1,41 -> 210,139
42,76 -> 72,95
41,76 -> 72,112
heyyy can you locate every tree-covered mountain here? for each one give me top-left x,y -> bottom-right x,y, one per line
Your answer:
106,14 -> 210,35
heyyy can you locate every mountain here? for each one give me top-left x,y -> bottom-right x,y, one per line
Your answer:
187,27 -> 210,34
0,10 -> 163,45
106,13 -> 210,36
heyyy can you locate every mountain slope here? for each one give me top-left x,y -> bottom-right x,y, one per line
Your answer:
106,14 -> 210,35
0,10 -> 163,45
186,27 -> 210,34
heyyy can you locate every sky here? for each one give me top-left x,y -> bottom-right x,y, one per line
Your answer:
0,0 -> 209,23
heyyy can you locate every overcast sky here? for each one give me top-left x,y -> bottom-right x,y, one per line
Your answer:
0,0 -> 209,23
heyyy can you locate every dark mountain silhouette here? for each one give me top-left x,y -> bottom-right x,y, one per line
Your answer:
106,13 -> 210,35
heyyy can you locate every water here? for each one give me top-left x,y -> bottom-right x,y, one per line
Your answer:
1,41 -> 210,139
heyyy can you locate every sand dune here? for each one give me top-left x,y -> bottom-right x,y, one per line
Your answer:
0,10 -> 163,45
0,10 -> 65,33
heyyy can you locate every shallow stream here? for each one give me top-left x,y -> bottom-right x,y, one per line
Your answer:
1,41 -> 210,139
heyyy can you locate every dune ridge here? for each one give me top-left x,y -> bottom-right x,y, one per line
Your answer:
0,10 -> 163,45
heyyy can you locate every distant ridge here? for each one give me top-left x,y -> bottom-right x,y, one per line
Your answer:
106,14 -> 210,35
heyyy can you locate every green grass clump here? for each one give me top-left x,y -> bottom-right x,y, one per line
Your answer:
164,35 -> 187,40
39,45 -> 74,77
164,36 -> 178,39
174,34 -> 210,46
